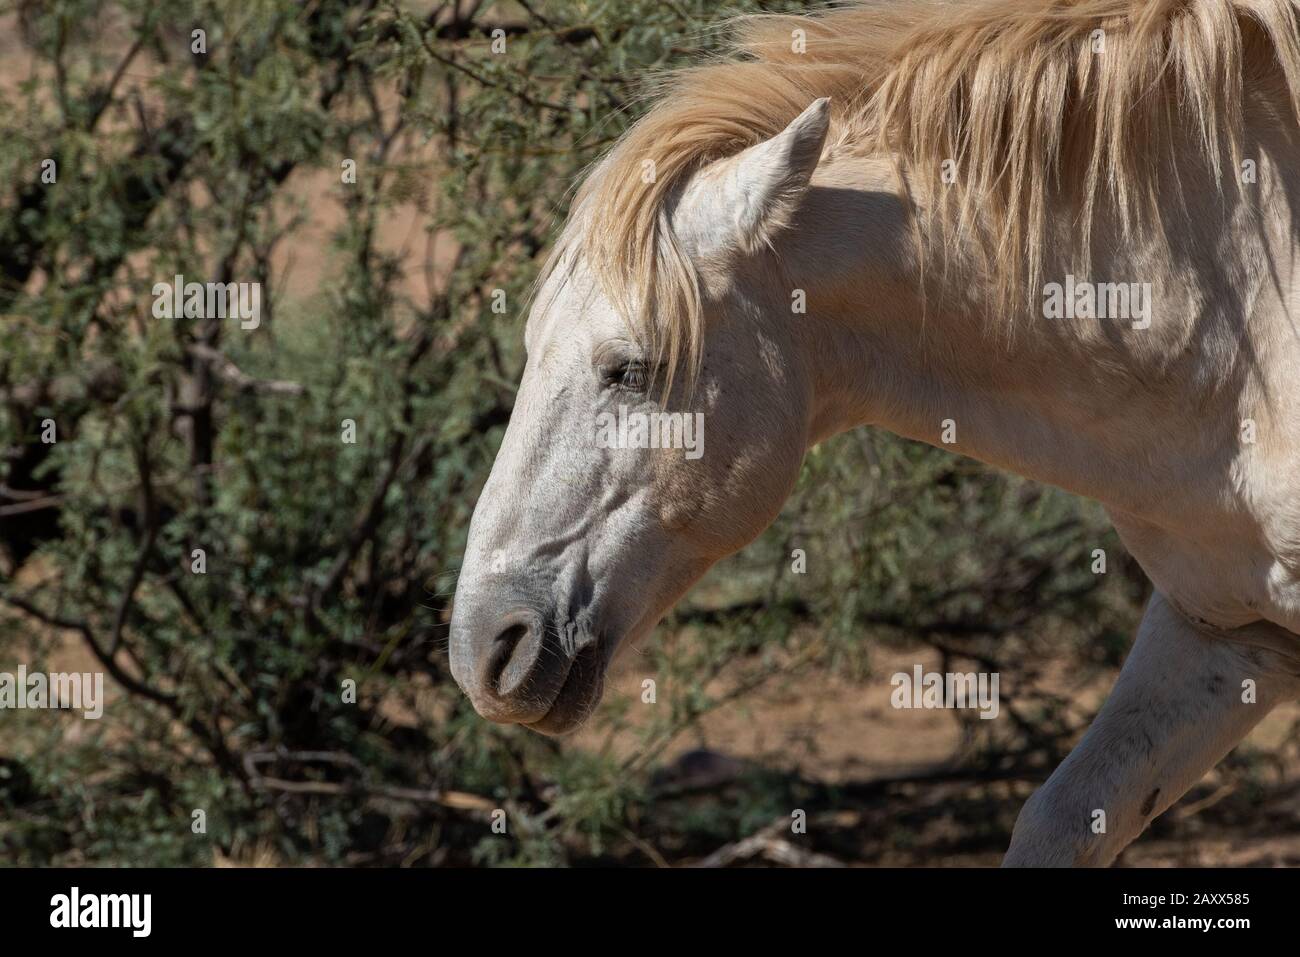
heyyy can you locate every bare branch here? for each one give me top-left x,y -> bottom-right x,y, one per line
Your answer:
186,344 -> 306,395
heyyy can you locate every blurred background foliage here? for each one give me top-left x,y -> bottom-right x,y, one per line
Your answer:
0,0 -> 1204,867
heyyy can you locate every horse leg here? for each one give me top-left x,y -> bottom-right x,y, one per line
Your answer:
1003,590 -> 1300,866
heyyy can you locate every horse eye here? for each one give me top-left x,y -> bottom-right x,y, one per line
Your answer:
619,361 -> 649,391
604,359 -> 648,392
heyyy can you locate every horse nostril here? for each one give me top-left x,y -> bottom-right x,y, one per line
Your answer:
489,618 -> 541,699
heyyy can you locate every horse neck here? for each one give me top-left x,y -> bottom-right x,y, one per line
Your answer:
782,146 -> 1277,518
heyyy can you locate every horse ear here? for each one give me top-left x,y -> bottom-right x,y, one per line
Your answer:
678,97 -> 831,256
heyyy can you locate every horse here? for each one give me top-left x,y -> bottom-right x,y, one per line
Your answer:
448,0 -> 1300,866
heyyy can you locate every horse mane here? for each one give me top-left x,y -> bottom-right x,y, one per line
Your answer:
554,0 -> 1300,383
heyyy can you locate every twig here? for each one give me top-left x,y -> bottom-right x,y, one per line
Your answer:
248,774 -> 494,812
694,817 -> 847,869
0,592 -> 178,709
109,440 -> 159,656
186,344 -> 306,395
1171,782 -> 1237,821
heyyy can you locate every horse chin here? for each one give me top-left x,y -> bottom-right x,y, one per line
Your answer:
523,645 -> 607,736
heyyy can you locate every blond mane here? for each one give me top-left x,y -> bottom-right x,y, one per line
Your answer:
553,0 -> 1300,382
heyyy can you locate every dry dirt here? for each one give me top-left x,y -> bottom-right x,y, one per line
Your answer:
571,638 -> 1300,867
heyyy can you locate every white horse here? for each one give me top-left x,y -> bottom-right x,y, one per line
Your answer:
449,0 -> 1300,866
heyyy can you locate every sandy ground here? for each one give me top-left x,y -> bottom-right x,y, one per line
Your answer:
571,639 -> 1300,867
